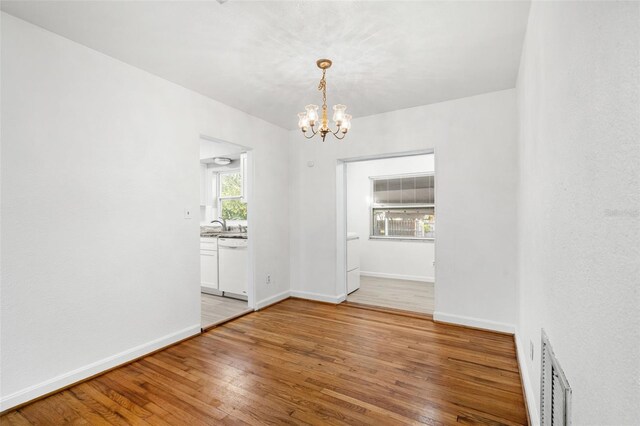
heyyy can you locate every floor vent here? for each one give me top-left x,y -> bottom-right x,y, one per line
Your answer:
540,330 -> 572,425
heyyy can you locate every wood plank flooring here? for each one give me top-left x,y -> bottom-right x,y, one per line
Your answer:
201,293 -> 250,329
1,298 -> 528,425
347,276 -> 434,314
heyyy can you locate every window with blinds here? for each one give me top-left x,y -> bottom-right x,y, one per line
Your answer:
370,174 -> 435,240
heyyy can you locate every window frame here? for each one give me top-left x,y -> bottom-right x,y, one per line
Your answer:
369,172 -> 435,242
217,170 -> 247,222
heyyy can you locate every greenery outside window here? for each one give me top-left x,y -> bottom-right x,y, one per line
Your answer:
370,173 -> 435,240
219,172 -> 247,221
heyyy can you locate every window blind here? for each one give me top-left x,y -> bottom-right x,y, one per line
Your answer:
372,175 -> 434,204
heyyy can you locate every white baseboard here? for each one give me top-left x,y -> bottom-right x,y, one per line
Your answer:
360,271 -> 434,283
433,311 -> 515,334
0,324 -> 201,412
255,290 -> 291,310
200,285 -> 222,296
290,290 -> 345,304
515,330 -> 540,426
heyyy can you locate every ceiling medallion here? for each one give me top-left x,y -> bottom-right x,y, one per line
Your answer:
297,59 -> 351,142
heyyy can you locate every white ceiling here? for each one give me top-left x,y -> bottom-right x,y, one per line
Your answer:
1,1 -> 531,129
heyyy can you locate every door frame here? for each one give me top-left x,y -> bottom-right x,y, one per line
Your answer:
335,149 -> 436,305
199,135 -> 256,311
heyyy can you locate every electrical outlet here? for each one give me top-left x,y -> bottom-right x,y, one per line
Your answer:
266,275 -> 271,285
530,340 -> 534,360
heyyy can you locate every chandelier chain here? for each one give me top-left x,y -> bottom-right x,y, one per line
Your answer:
318,69 -> 327,110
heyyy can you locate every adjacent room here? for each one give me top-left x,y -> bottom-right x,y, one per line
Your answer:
198,137 -> 252,329
344,153 -> 435,314
1,1 -> 638,424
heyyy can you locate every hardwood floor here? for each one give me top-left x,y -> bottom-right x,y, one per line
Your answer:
1,299 -> 528,425
201,293 -> 250,329
347,276 -> 434,314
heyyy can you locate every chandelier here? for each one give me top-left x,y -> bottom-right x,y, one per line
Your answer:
297,59 -> 351,142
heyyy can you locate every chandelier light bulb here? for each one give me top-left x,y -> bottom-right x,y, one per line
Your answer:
341,114 -> 352,133
305,105 -> 319,125
333,104 -> 346,125
298,112 -> 309,130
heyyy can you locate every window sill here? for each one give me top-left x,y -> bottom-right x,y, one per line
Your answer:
369,236 -> 434,242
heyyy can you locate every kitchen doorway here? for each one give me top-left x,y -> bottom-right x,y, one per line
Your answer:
199,136 -> 255,330
336,150 -> 436,316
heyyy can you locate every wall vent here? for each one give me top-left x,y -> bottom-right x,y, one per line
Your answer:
540,330 -> 572,425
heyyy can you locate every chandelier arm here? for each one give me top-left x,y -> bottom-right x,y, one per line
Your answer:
302,125 -> 318,139
332,131 -> 347,140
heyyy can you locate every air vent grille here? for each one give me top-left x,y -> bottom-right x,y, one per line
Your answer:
541,330 -> 572,425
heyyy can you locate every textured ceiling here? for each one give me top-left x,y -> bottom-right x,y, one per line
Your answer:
1,1 -> 531,129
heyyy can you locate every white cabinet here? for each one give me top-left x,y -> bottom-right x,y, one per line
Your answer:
347,233 -> 360,294
347,234 -> 360,271
200,251 -> 218,293
200,238 -> 219,294
347,268 -> 361,295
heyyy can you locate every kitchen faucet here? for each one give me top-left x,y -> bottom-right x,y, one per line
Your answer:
210,218 -> 227,231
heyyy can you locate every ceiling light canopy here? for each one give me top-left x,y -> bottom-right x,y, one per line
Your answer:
297,59 -> 351,142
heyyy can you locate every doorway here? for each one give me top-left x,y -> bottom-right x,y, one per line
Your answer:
337,150 -> 436,315
199,136 -> 254,330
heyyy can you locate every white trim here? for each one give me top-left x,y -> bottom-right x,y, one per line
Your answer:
290,290 -> 346,304
338,149 -> 435,164
360,271 -> 434,283
254,290 -> 290,310
336,162 -> 348,300
200,286 -> 223,296
0,324 -> 201,411
199,136 -> 255,311
244,149 -> 256,310
336,149 -> 437,307
433,311 -> 515,334
515,330 -> 541,426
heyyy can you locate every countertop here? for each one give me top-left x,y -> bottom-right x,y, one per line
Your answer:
200,232 -> 247,239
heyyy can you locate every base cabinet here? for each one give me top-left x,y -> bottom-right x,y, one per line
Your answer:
347,234 -> 360,294
347,268 -> 360,294
200,251 -> 219,293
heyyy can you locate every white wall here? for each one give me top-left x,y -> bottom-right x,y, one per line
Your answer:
0,13 -> 289,410
516,2 -> 640,424
289,89 -> 518,330
346,155 -> 435,281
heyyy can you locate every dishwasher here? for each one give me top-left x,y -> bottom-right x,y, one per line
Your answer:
217,237 -> 248,299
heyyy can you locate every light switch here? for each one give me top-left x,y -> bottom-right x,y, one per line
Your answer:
184,208 -> 193,219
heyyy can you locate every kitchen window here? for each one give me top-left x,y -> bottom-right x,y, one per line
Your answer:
370,173 -> 435,240
219,172 -> 247,221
